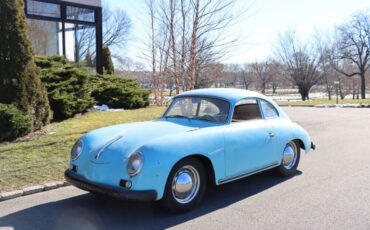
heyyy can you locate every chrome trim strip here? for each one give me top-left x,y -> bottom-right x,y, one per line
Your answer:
95,135 -> 123,160
218,162 -> 280,184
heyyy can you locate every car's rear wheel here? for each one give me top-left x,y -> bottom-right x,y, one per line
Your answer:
160,157 -> 206,213
277,140 -> 300,176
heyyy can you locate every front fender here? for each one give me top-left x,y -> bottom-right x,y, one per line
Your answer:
131,126 -> 225,200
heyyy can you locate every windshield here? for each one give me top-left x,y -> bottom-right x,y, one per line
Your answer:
163,97 -> 230,123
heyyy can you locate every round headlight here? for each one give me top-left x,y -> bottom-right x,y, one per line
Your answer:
127,151 -> 144,176
71,139 -> 83,161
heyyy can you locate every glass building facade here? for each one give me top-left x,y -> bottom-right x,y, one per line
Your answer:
24,0 -> 103,73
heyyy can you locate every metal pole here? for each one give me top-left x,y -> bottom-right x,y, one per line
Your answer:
95,7 -> 103,74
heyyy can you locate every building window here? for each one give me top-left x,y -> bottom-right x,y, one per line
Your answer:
66,6 -> 95,23
26,0 -> 61,18
65,23 -> 96,66
27,19 -> 63,56
24,0 -> 103,73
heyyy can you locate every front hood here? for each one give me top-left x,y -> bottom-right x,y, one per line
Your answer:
83,120 -> 200,163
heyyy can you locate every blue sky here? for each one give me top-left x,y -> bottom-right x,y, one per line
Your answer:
106,0 -> 370,65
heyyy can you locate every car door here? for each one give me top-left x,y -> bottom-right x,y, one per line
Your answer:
223,98 -> 278,180
258,99 -> 282,162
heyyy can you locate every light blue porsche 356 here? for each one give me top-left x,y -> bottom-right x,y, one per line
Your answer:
65,88 -> 315,212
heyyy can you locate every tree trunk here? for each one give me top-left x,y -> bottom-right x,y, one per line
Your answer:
339,83 -> 345,99
169,0 -> 179,95
187,0 -> 199,90
180,0 -> 187,91
243,78 -> 249,89
299,86 -> 309,101
272,85 -> 277,94
360,74 -> 366,99
160,44 -> 171,106
261,83 -> 265,94
149,1 -> 158,105
327,87 -> 331,100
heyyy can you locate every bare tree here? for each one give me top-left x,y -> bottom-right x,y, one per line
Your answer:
241,67 -> 253,90
314,32 -> 336,100
180,0 -> 190,91
268,60 -> 285,94
186,0 -> 200,90
145,0 -> 175,105
158,27 -> 171,104
332,10 -> 370,99
102,3 -> 132,49
168,0 -> 180,94
73,2 -> 132,65
320,51 -> 336,100
192,0 -> 238,89
251,61 -> 272,94
144,0 -> 246,100
275,31 -> 322,101
230,64 -> 254,89
146,0 -> 159,104
223,64 -> 241,88
196,63 -> 224,88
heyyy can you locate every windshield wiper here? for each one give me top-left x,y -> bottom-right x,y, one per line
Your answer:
164,115 -> 190,120
195,116 -> 216,122
197,117 -> 213,122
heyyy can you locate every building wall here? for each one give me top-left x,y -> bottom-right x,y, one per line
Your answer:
58,0 -> 101,7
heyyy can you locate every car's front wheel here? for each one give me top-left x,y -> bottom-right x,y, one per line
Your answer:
160,157 -> 206,213
277,140 -> 301,176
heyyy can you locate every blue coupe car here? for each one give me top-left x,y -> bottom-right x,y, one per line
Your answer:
65,88 -> 315,212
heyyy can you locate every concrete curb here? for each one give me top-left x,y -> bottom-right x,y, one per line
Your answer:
280,104 -> 370,108
279,105 -> 314,107
0,181 -> 70,202
314,103 -> 370,108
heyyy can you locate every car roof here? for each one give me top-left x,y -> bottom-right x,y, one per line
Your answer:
176,88 -> 290,121
178,88 -> 269,104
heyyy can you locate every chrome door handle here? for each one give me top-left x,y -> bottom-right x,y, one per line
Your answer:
268,132 -> 275,138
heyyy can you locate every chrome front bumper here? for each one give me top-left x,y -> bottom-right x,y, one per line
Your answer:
65,170 -> 157,201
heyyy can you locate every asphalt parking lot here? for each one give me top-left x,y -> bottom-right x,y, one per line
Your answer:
0,107 -> 370,230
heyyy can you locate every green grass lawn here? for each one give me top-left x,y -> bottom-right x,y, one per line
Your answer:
0,107 -> 165,192
278,98 -> 370,106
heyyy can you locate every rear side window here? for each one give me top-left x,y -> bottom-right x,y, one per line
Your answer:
260,100 -> 279,119
232,99 -> 262,121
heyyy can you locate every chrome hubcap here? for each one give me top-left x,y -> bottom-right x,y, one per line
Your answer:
283,141 -> 297,170
172,165 -> 200,204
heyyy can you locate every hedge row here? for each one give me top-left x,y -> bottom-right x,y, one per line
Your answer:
35,56 -> 150,119
0,103 -> 32,142
91,75 -> 150,109
35,56 -> 95,120
0,56 -> 150,142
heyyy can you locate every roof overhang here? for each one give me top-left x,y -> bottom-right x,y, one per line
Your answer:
59,0 -> 101,7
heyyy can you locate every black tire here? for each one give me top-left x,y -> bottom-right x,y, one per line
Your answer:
276,140 -> 301,177
160,157 -> 206,213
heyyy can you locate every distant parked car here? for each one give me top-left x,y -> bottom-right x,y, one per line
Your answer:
65,88 -> 315,212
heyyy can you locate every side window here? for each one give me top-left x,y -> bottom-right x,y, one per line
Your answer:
198,100 -> 220,116
232,99 -> 262,122
260,100 -> 279,119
